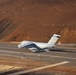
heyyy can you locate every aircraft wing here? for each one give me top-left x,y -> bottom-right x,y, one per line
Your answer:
24,43 -> 42,52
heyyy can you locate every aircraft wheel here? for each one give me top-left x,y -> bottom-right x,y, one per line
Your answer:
44,49 -> 49,52
32,50 -> 37,53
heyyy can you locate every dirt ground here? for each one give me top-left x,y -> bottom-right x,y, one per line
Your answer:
0,56 -> 76,75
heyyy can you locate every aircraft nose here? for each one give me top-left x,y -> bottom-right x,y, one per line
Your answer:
18,44 -> 22,48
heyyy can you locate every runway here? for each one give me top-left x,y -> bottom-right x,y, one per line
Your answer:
0,42 -> 76,75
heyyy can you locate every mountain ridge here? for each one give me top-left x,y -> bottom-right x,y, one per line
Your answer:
0,0 -> 76,43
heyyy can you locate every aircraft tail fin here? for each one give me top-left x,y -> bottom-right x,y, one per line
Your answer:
48,34 -> 61,45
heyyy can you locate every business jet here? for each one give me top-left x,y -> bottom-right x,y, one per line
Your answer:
18,34 -> 61,52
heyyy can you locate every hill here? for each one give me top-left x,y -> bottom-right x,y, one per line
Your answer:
0,0 -> 76,43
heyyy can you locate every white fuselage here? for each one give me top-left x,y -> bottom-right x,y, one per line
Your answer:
18,34 -> 61,52
33,42 -> 54,49
18,41 -> 55,49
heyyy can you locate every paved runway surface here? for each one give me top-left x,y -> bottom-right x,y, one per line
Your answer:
0,42 -> 76,75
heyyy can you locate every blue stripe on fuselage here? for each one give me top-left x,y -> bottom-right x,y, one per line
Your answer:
24,44 -> 42,50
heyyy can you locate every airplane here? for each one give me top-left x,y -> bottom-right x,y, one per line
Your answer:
18,34 -> 61,53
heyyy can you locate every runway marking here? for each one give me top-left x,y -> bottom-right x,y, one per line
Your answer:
0,50 -> 76,60
9,61 -> 69,75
